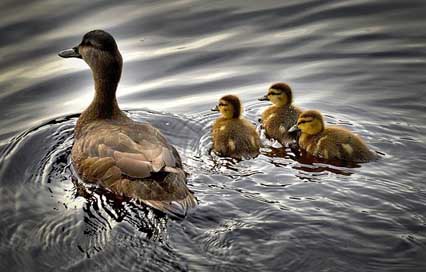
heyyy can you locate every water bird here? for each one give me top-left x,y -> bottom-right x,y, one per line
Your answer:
58,30 -> 196,216
259,82 -> 302,145
289,110 -> 376,162
211,95 -> 260,159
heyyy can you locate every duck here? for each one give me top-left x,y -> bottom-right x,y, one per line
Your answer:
258,82 -> 302,145
58,30 -> 196,216
289,110 -> 376,162
211,95 -> 260,159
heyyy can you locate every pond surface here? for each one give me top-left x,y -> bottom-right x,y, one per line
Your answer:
1,0 -> 426,271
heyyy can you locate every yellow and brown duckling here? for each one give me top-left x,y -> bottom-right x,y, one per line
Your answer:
211,95 -> 260,159
59,30 -> 196,215
259,82 -> 302,145
289,110 -> 376,162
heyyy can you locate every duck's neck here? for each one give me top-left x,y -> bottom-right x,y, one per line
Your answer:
88,77 -> 122,119
76,64 -> 129,136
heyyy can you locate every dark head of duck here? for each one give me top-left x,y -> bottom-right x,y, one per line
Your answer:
59,30 -> 122,93
212,94 -> 242,119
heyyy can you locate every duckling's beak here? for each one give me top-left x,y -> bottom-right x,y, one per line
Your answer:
58,46 -> 82,59
288,124 -> 300,133
211,105 -> 219,112
258,94 -> 269,101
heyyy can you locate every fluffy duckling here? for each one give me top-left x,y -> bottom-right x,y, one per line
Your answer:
289,110 -> 376,162
59,30 -> 196,215
259,82 -> 302,145
211,95 -> 260,159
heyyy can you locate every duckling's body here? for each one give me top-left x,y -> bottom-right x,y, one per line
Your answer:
212,95 -> 260,159
261,105 -> 301,144
59,30 -> 196,215
291,110 -> 376,162
259,83 -> 301,144
212,118 -> 260,158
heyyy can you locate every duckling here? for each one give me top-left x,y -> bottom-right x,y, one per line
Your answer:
211,95 -> 260,159
289,110 -> 376,162
259,82 -> 302,145
58,30 -> 196,215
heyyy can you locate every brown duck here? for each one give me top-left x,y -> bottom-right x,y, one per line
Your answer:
211,95 -> 260,159
59,30 -> 196,215
289,110 -> 376,162
259,82 -> 302,145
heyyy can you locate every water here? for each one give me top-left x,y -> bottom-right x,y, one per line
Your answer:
1,0 -> 426,271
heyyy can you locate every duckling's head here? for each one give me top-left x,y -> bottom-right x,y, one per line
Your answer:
258,82 -> 293,107
291,110 -> 324,135
59,30 -> 122,81
212,95 -> 242,119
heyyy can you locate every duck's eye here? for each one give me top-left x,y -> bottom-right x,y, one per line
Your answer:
268,92 -> 281,96
82,40 -> 93,47
219,103 -> 227,107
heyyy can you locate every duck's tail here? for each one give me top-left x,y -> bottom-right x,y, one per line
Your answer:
141,193 -> 197,218
109,170 -> 197,217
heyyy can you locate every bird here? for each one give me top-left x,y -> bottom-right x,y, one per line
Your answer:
58,30 -> 196,216
259,82 -> 302,145
211,95 -> 261,159
289,110 -> 376,162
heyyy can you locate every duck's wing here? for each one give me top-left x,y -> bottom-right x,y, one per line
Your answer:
72,121 -> 196,215
123,121 -> 183,168
76,121 -> 182,178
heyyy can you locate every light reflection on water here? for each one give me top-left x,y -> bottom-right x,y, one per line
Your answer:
1,0 -> 426,271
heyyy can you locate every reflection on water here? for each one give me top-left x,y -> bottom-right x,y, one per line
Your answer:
1,0 -> 426,271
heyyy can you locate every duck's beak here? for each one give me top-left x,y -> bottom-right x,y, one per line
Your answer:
211,105 -> 219,112
288,124 -> 300,133
58,46 -> 82,59
258,94 -> 269,101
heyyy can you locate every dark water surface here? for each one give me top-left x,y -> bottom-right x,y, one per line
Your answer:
1,0 -> 426,271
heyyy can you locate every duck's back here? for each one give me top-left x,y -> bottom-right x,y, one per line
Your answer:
301,127 -> 375,162
212,118 -> 260,159
72,119 -> 196,215
262,105 -> 300,144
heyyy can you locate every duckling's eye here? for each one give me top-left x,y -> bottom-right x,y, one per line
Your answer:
218,102 -> 227,107
298,118 -> 314,125
268,92 -> 281,96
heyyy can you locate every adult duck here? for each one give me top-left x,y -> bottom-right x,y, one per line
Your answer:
59,30 -> 196,215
